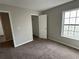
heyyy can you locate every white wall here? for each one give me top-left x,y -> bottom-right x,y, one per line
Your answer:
0,17 -> 4,35
42,0 -> 79,49
0,4 -> 39,47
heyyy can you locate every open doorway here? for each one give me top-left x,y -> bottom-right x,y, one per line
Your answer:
0,12 -> 14,48
32,15 -> 39,39
32,15 -> 47,40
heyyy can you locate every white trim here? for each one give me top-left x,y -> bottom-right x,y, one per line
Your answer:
61,11 -> 65,36
8,11 -> 16,47
14,39 -> 33,47
48,35 -> 79,50
49,38 -> 79,50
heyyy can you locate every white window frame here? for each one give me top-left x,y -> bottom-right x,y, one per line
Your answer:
61,8 -> 79,40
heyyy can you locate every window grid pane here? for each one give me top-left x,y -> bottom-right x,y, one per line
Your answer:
65,11 -> 70,18
76,18 -> 79,24
64,19 -> 70,24
62,9 -> 79,40
77,10 -> 79,17
69,18 -> 75,24
70,10 -> 76,18
64,25 -> 69,31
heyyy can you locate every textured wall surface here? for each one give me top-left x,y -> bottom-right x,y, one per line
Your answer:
42,0 -> 79,49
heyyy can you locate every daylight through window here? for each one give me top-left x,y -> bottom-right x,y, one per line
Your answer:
61,9 -> 79,40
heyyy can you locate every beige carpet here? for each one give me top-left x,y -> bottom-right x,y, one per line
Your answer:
0,37 -> 79,59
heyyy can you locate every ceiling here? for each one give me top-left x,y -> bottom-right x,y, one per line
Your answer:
0,0 -> 73,11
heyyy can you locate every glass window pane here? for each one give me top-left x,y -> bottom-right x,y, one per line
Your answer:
69,26 -> 74,31
64,19 -> 69,24
74,31 -> 79,37
63,30 -> 68,36
68,31 -> 73,36
76,18 -> 79,24
70,10 -> 76,17
64,25 -> 68,31
70,18 -> 75,24
65,12 -> 70,18
75,26 -> 79,32
62,9 -> 79,40
77,10 -> 79,17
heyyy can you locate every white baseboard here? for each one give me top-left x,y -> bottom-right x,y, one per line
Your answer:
48,36 -> 79,50
14,39 -> 33,48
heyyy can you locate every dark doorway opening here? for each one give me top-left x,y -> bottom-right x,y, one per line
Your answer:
0,12 -> 14,48
31,15 -> 39,39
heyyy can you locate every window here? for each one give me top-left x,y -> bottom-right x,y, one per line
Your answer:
61,9 -> 79,40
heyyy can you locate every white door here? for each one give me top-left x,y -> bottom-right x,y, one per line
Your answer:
39,15 -> 47,39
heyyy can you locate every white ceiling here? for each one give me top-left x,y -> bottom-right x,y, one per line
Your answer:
0,0 -> 73,11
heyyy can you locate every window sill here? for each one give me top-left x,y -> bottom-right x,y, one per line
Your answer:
61,35 -> 79,41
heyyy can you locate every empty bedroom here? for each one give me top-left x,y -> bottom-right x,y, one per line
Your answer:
0,0 -> 79,59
